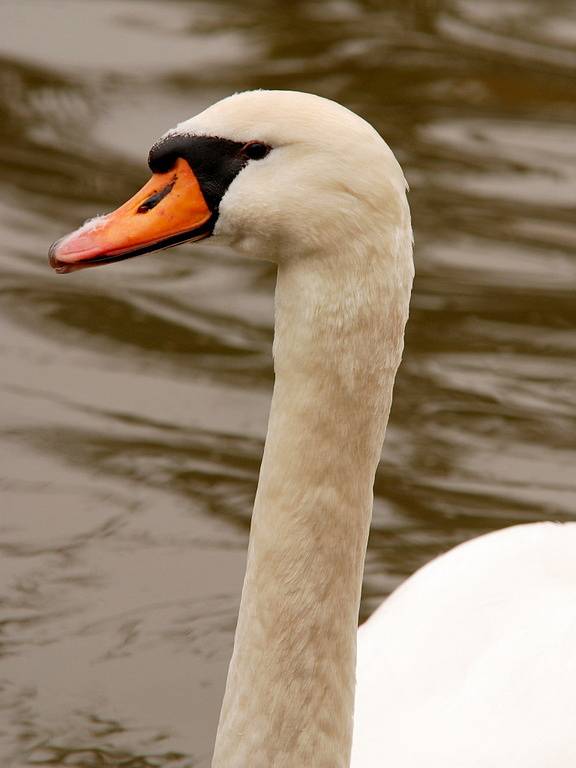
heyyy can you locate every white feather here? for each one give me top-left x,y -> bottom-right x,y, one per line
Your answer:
152,91 -> 574,767
354,522 -> 576,767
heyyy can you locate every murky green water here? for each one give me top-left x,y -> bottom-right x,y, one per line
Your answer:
1,1 -> 575,765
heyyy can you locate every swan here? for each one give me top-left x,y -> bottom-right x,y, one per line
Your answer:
48,89 -> 576,768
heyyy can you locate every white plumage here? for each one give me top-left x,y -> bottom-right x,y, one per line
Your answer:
192,93 -> 576,767
354,521 -> 576,767
55,89 -> 576,767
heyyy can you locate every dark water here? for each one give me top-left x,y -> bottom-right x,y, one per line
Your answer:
1,1 -> 575,765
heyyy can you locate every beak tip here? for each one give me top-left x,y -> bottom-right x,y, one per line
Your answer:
48,238 -> 70,273
48,233 -> 103,273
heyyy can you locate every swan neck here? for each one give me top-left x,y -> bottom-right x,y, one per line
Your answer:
212,246 -> 411,767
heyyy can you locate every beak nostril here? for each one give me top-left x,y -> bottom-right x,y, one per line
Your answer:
137,178 -> 176,213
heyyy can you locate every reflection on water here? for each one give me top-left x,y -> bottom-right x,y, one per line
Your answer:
1,0 -> 575,765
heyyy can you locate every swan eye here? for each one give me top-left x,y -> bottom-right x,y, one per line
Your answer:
243,142 -> 271,161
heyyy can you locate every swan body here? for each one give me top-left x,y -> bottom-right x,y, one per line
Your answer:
354,521 -> 576,767
49,90 -> 576,767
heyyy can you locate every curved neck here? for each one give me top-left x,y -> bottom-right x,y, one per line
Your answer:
212,241 -> 412,768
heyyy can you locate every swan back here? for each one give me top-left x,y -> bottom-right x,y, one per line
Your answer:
353,522 -> 576,768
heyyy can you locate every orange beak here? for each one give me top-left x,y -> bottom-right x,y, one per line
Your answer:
49,158 -> 213,273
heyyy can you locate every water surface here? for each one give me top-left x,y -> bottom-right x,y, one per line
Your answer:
1,1 -> 575,765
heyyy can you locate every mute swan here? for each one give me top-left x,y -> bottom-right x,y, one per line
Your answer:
49,90 -> 576,768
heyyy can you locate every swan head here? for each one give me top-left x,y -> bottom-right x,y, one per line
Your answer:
49,89 -> 410,272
